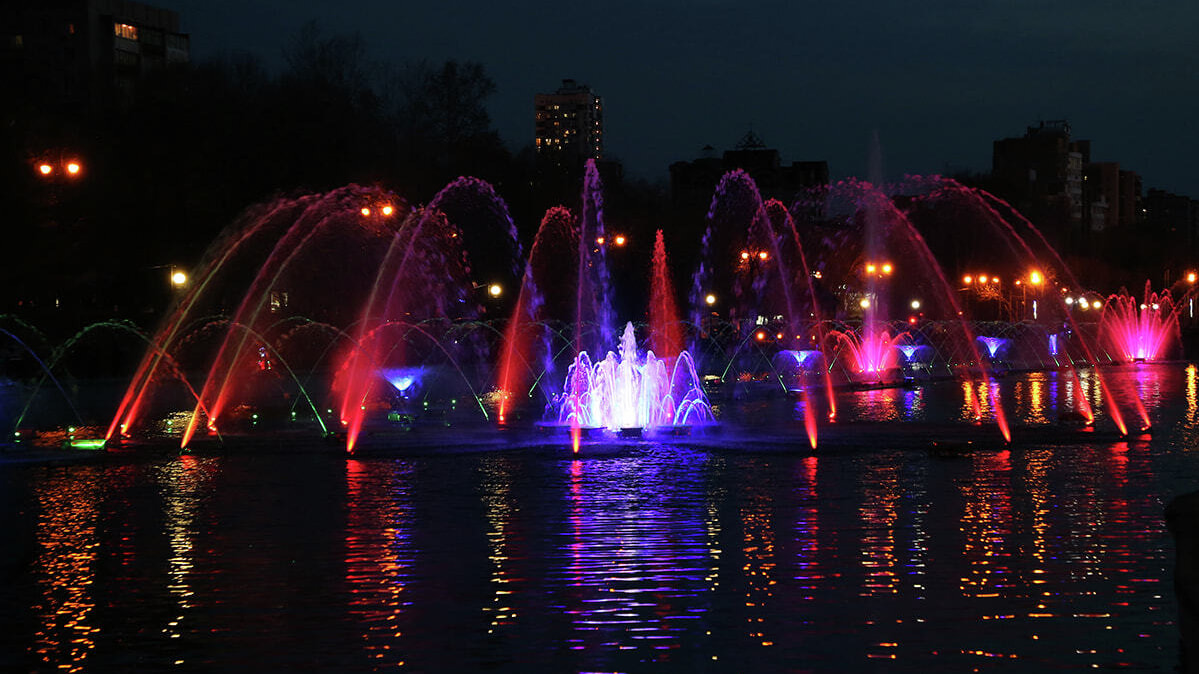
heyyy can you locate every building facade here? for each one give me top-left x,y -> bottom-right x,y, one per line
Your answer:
1,0 -> 189,123
992,120 -> 1089,253
534,79 -> 603,168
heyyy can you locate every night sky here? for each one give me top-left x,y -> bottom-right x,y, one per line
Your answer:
155,0 -> 1198,194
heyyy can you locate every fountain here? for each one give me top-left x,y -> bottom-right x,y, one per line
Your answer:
556,322 -> 713,433
1100,282 -> 1182,363
1,155 -> 1166,455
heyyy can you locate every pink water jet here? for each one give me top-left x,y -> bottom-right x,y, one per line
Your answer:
1101,282 -> 1181,363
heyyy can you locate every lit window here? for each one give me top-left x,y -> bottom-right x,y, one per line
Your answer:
114,23 -> 138,40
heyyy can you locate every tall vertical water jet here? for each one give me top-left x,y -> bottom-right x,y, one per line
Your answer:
648,230 -> 683,361
577,159 -> 614,356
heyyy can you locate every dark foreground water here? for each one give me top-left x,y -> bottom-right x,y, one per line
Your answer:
2,365 -> 1198,672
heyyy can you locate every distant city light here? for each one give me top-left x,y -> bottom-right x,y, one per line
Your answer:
740,251 -> 750,261
704,293 -> 717,306
881,263 -> 893,274
360,207 -> 371,216
614,235 -> 627,246
38,163 -> 53,175
66,161 -> 81,175
910,299 -> 921,310
1189,271 -> 1197,284
381,205 -> 394,216
859,298 -> 871,309
758,251 -> 768,261
596,236 -> 605,245
963,275 -> 973,284
1092,300 -> 1102,310
866,263 -> 877,274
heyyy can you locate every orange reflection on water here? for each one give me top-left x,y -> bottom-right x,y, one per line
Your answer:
1013,375 -> 1050,424
30,470 -> 101,673
345,459 -> 413,666
858,459 -> 899,597
157,455 -> 219,644
741,488 -> 777,647
958,450 -> 1013,599
480,456 -> 522,635
1186,364 -> 1198,428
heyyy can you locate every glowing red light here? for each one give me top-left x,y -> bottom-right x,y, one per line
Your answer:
755,331 -> 766,341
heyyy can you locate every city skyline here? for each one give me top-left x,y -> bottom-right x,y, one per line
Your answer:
148,0 -> 1199,195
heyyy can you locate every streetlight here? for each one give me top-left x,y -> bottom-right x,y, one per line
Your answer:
705,293 -> 717,306
910,299 -> 921,310
613,234 -> 627,246
170,270 -> 188,288
487,283 -> 503,298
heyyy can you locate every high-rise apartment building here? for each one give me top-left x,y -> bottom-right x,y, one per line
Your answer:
992,120 -> 1088,253
534,79 -> 603,168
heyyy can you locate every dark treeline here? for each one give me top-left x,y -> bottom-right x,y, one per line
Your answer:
2,24 -> 590,332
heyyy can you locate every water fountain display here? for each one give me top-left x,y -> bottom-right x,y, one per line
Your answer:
1100,281 -> 1183,363
1,160 -> 1181,454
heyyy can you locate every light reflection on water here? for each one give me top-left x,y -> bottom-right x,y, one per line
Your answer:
29,470 -> 102,673
1,365 -> 1195,671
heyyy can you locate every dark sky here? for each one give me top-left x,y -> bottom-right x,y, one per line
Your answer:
155,0 -> 1197,195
